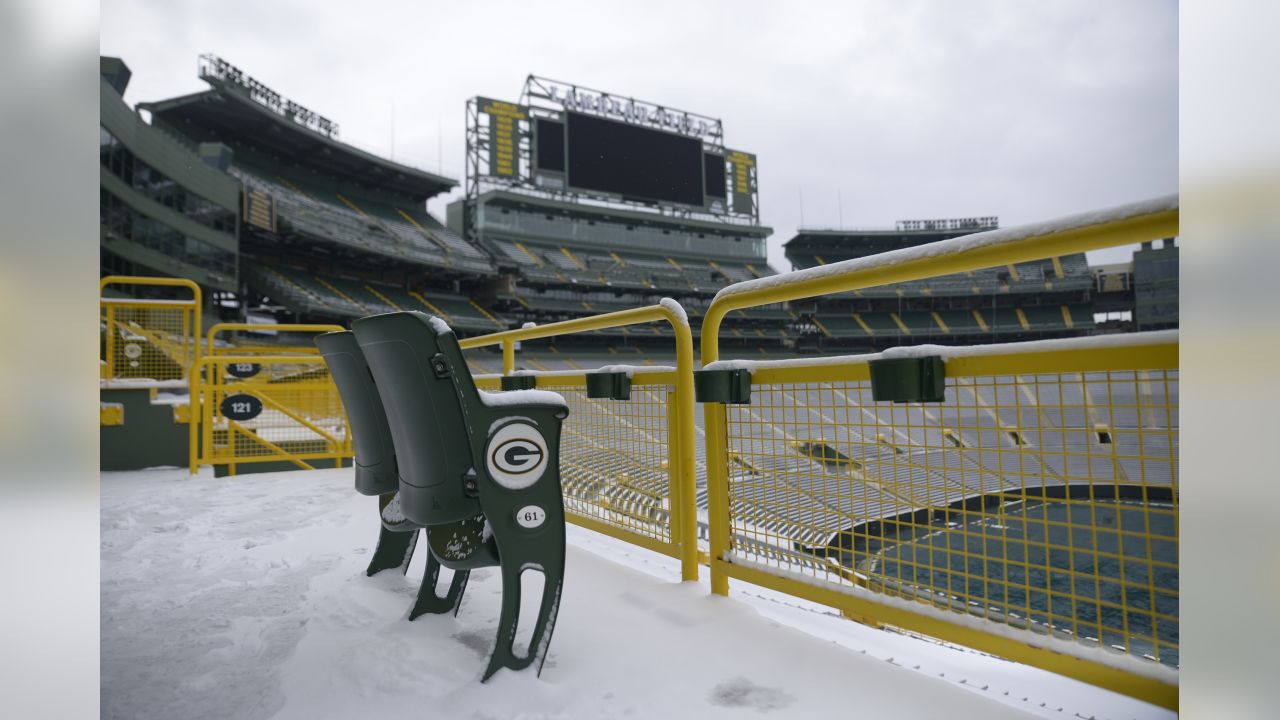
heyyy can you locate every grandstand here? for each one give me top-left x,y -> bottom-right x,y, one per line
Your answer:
102,54 -> 1165,362
99,57 -> 786,363
453,189 -> 787,356
100,57 -> 240,293
100,54 -> 497,341
783,219 -> 1109,352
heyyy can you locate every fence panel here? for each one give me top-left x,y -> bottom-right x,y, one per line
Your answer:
717,342 -> 1177,682
100,276 -> 201,384
191,354 -> 350,475
462,302 -> 699,580
476,372 -> 685,560
698,196 -> 1180,709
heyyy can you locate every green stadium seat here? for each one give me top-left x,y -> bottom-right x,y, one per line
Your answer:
316,330 -> 471,618
1022,305 -> 1065,330
898,311 -> 935,334
233,167 -> 495,274
1067,303 -> 1096,328
988,307 -> 1024,331
859,313 -> 903,336
936,310 -> 982,335
414,292 -> 507,332
352,311 -> 569,680
811,315 -> 868,337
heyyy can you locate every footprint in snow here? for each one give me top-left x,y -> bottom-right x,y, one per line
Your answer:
708,677 -> 794,713
452,630 -> 493,658
152,521 -> 188,534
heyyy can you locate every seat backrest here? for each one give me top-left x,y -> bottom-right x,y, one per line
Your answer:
352,311 -> 482,526
315,331 -> 398,497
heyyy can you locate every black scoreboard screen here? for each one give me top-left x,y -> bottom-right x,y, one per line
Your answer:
534,118 -> 565,172
703,152 -> 726,199
565,112 -> 704,207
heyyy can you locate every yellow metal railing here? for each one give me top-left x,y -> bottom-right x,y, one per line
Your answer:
107,197 -> 1186,706
698,196 -> 1179,710
460,303 -> 699,581
474,369 -> 693,568
206,322 -> 345,356
100,276 -> 202,384
189,324 -> 349,474
189,353 -> 351,476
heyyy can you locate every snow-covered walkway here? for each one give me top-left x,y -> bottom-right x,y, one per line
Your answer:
101,467 -> 1171,720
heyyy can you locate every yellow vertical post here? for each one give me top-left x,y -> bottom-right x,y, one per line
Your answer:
665,391 -> 684,565
205,359 -> 217,472
676,387 -> 698,580
662,304 -> 700,582
181,308 -> 190,369
188,361 -> 200,475
700,305 -> 733,595
191,289 -> 202,392
502,339 -> 515,375
104,305 -> 116,380
703,401 -> 731,594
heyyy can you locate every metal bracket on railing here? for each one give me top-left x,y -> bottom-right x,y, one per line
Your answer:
694,368 -> 752,404
868,356 -> 946,403
500,375 -> 537,391
585,371 -> 631,400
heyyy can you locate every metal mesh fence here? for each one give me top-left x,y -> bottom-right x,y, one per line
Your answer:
101,300 -> 198,382
541,382 -> 677,546
723,369 -> 1178,667
198,357 -> 350,469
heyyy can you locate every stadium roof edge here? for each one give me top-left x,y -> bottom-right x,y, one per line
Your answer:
778,229 -> 988,252
784,227 -> 976,246
100,56 -> 131,95
473,189 -> 773,237
137,88 -> 219,113
138,88 -> 457,202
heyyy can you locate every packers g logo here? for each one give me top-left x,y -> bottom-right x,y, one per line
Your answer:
485,422 -> 548,490
493,438 -> 543,474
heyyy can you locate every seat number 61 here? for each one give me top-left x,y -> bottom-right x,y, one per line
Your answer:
515,505 -> 546,529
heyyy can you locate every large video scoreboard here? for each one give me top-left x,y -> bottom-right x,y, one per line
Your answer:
468,77 -> 758,221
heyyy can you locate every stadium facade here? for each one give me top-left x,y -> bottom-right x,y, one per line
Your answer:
101,54 -> 1172,359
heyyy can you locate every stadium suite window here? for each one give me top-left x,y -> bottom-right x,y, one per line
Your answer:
99,126 -> 236,235
100,188 -> 236,277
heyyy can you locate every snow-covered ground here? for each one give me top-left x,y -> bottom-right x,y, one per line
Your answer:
101,467 -> 1173,720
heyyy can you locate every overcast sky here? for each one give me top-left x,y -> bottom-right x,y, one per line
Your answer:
101,0 -> 1177,271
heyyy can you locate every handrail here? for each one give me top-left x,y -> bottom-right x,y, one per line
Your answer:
102,277 -> 205,479
458,303 -> 688,371
701,195 -> 1179,364
692,196 -> 1181,709
206,322 -> 345,351
698,196 -> 1180,599
100,274 -> 203,299
459,301 -> 699,581
188,353 -> 333,475
193,353 -> 331,365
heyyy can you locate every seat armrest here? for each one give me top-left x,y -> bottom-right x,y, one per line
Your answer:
477,388 -> 568,412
